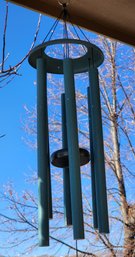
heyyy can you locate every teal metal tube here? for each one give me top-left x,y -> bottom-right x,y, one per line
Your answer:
63,58 -> 84,239
87,86 -> 98,229
61,93 -> 72,226
48,142 -> 53,220
37,58 -> 50,246
88,67 -> 109,233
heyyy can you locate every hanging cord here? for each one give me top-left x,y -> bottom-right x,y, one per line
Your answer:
70,22 -> 87,54
71,23 -> 81,40
76,240 -> 78,257
42,0 -> 91,50
63,7 -> 88,54
42,9 -> 64,43
77,25 -> 91,43
62,3 -> 70,58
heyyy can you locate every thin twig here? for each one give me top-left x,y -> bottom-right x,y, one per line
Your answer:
2,1 -> 9,71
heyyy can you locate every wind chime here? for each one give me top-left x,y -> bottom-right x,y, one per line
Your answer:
28,0 -> 109,247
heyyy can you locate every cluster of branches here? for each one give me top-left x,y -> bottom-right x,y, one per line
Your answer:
0,1 -> 41,88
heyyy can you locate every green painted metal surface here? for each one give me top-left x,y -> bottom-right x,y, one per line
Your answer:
29,38 -> 109,246
48,142 -> 53,220
28,39 -> 104,74
61,93 -> 72,226
63,58 -> 84,240
88,67 -> 109,233
37,58 -> 50,246
87,86 -> 98,229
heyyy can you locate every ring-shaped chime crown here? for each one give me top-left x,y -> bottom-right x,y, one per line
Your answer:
29,37 -> 109,246
29,38 -> 104,72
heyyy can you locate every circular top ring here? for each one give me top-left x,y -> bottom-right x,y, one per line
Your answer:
28,38 -> 104,74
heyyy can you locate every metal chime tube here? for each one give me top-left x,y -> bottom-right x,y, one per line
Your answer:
88,67 -> 109,233
48,143 -> 53,220
37,58 -> 50,246
63,59 -> 84,239
87,87 -> 98,229
61,93 -> 72,226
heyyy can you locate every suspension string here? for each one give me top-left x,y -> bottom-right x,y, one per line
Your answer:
77,24 -> 91,43
62,3 -> 69,58
42,10 -> 63,43
48,15 -> 62,42
71,23 -> 87,53
63,18 -> 67,57
65,21 -> 70,58
76,240 -> 78,257
42,1 -> 91,56
71,23 -> 81,40
66,10 -> 87,54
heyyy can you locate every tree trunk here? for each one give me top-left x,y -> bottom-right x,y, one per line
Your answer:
124,204 -> 135,257
111,115 -> 135,257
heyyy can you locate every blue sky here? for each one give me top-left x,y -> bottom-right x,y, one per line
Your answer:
0,2 -> 55,255
0,1 -> 53,189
